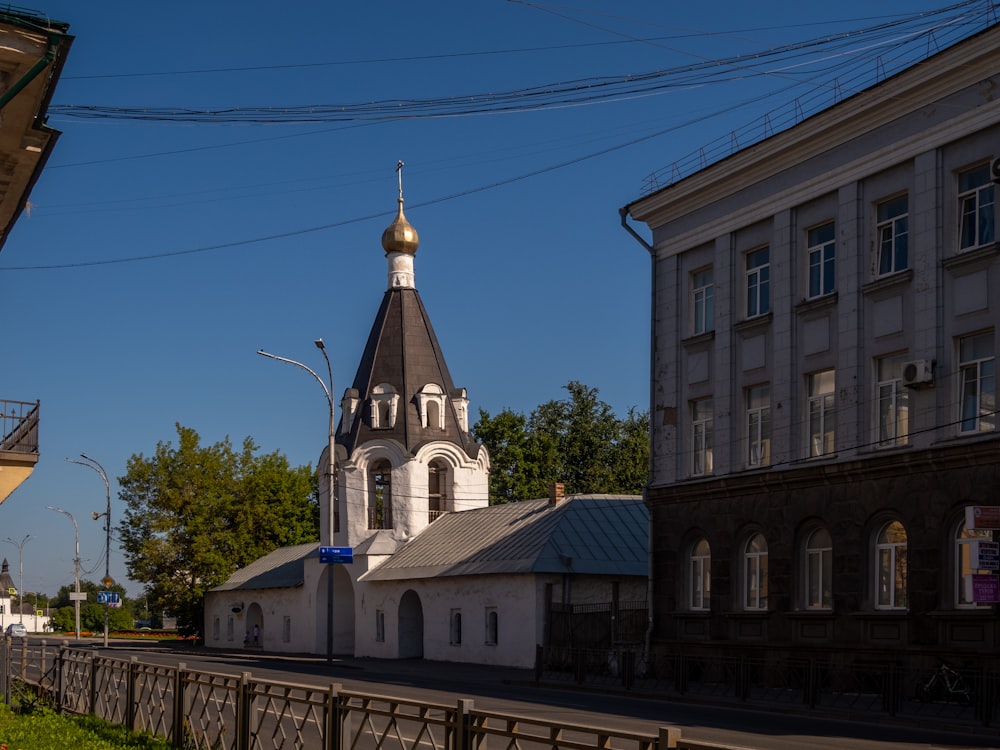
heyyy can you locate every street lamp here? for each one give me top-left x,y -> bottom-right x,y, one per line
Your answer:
47,507 -> 81,642
3,535 -> 30,625
66,453 -> 111,647
258,340 -> 336,662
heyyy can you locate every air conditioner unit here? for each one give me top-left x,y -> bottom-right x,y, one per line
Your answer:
902,359 -> 933,387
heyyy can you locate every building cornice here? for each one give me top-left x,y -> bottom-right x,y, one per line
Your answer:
626,25 -> 1000,243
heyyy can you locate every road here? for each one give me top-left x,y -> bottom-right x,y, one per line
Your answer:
59,639 -> 1000,750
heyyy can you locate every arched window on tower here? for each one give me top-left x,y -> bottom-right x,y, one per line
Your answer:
369,460 -> 393,529
416,384 -> 446,430
428,459 -> 449,523
370,384 -> 399,430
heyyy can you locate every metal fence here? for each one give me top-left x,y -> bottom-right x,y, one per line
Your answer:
1,639 -> 737,750
537,645 -> 999,727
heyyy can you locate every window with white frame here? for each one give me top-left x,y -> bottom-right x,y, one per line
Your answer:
746,385 -> 770,467
691,399 -> 713,476
807,370 -> 836,457
959,331 -> 995,434
745,247 -> 770,318
450,610 -> 462,645
689,537 -> 711,611
876,355 -> 910,448
875,520 -> 907,610
485,607 -> 498,645
955,518 -> 993,608
958,163 -> 995,251
692,267 -> 714,335
369,460 -> 394,529
807,222 -> 836,298
743,533 -> 768,611
370,383 -> 399,429
876,194 -> 908,276
804,528 -> 833,610
375,610 -> 385,642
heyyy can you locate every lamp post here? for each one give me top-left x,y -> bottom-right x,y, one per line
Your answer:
258,340 -> 336,662
3,535 -> 30,625
47,506 -> 81,642
67,453 -> 111,647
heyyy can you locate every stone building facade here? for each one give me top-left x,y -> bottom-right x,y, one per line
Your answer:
622,24 -> 1000,669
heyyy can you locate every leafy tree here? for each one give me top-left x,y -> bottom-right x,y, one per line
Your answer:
474,382 -> 649,503
118,424 -> 318,632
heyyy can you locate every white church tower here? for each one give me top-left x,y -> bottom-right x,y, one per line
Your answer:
321,163 -> 491,652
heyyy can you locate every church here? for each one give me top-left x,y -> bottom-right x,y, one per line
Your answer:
204,168 -> 648,668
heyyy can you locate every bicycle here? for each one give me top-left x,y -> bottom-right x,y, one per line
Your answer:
915,662 -> 972,706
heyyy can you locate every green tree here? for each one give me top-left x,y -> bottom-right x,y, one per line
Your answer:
118,424 -> 318,632
474,381 -> 649,503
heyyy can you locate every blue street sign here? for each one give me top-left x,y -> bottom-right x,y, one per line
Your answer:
97,592 -> 121,605
319,546 -> 353,564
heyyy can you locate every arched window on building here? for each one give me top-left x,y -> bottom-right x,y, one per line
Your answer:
875,520 -> 907,610
804,527 -> 833,610
743,533 -> 768,611
428,459 -> 449,523
689,537 -> 711,611
955,516 -> 993,609
369,460 -> 393,529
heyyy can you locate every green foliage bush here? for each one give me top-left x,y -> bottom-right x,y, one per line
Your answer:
0,702 -> 172,749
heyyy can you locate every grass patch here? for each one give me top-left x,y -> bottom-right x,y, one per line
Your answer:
0,702 -> 172,749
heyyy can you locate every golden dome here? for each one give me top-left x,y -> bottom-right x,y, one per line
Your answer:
381,196 -> 419,255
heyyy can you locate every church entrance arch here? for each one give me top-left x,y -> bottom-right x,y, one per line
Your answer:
398,589 -> 423,659
245,603 -> 264,647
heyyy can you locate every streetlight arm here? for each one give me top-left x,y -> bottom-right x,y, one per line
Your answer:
257,350 -> 333,406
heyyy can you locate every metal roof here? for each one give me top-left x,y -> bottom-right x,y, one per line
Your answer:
360,494 -> 647,582
209,542 -> 316,592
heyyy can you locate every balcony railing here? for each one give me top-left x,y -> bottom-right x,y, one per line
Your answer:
0,399 -> 38,454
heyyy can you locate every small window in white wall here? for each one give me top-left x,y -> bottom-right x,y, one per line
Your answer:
450,610 -> 462,645
416,383 -> 447,430
376,610 -> 385,642
227,616 -> 234,642
282,616 -> 291,643
212,616 -> 220,641
485,607 -> 498,645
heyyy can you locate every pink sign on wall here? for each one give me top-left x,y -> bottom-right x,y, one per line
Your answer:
972,574 -> 1000,604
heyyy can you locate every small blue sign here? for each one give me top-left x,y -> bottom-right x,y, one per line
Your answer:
319,546 -> 353,564
97,592 -> 120,605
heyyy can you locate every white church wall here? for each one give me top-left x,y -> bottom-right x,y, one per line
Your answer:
355,574 -> 541,668
205,585 -> 316,654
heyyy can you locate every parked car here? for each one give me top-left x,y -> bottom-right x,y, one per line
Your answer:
5,623 -> 26,638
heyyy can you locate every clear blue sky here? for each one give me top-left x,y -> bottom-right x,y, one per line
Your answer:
0,1 -> 988,601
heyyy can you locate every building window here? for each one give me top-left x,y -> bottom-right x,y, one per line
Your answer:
807,370 -> 836,457
876,194 -> 908,276
956,519 -> 993,609
485,607 -> 498,645
875,520 -> 907,610
876,355 -> 910,448
958,163 -> 995,251
690,399 -> 713,476
227,616 -> 234,642
745,247 -> 770,318
370,383 -> 399,429
212,617 -> 220,641
746,385 -> 770,467
959,331 -> 995,434
368,460 -> 394,529
428,459 -> 448,522
450,610 -> 462,645
375,610 -> 385,642
807,222 -> 836,298
416,383 -> 447,430
804,528 -> 833,610
689,537 -> 711,611
691,267 -> 714,335
282,616 -> 291,643
743,533 -> 768,611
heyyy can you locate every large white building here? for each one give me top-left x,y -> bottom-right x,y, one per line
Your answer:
205,173 -> 648,667
622,22 -> 1000,670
